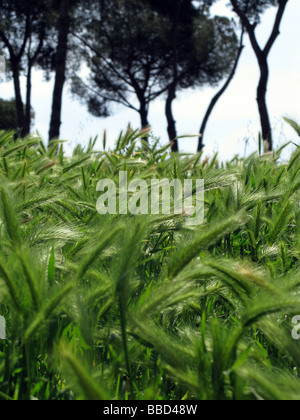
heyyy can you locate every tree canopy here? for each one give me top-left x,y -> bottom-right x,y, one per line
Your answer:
72,0 -> 238,150
231,0 -> 280,23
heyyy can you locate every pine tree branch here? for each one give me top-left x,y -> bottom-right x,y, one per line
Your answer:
230,0 -> 262,58
264,0 -> 289,56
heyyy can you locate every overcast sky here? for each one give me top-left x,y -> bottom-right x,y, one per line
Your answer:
0,0 -> 299,160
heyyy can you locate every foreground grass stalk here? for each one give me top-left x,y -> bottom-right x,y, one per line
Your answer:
118,294 -> 134,400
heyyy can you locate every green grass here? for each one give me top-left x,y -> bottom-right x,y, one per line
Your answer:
0,125 -> 299,400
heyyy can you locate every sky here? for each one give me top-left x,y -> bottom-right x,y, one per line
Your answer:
0,0 -> 300,160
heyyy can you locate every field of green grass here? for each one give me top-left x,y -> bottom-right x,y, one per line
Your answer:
0,125 -> 299,400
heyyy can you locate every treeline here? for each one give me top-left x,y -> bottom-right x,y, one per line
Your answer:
0,0 -> 290,152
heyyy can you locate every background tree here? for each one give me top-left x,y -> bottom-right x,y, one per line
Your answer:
46,0 -> 85,143
147,0 -> 238,153
71,0 -> 173,132
165,10 -> 238,152
152,3 -> 238,152
72,0 -> 237,152
229,0 -> 290,151
145,0 -> 199,152
198,27 -> 245,152
0,0 -> 51,136
48,0 -> 71,142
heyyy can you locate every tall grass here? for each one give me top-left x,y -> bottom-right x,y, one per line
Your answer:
0,124 -> 299,400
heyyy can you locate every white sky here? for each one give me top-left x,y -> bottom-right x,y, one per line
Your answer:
0,0 -> 299,160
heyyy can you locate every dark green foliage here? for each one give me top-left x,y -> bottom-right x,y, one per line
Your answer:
0,99 -> 19,130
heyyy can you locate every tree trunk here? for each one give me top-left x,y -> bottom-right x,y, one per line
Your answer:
198,29 -> 245,153
169,15 -> 179,154
257,57 -> 272,151
139,102 -> 149,130
139,101 -> 150,144
11,59 -> 25,135
166,85 -> 178,152
24,62 -> 32,136
48,0 -> 71,143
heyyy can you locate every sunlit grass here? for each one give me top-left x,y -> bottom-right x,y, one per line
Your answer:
0,122 -> 299,400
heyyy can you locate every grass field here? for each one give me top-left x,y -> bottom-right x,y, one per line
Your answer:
0,125 -> 300,400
